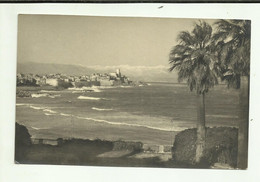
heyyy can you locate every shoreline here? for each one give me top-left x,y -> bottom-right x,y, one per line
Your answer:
15,123 -> 174,167
15,123 -> 237,169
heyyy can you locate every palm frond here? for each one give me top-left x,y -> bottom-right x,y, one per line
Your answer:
177,31 -> 195,46
169,21 -> 218,94
213,19 -> 251,88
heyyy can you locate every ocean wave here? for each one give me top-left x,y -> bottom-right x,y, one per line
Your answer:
206,114 -> 238,119
92,107 -> 113,111
30,126 -> 48,130
69,86 -> 102,93
26,104 -> 60,115
43,109 -> 57,114
72,91 -> 84,93
31,126 -> 41,130
31,93 -> 60,98
88,86 -> 102,93
49,94 -> 61,98
120,86 -> 132,88
60,113 -> 71,117
31,93 -> 49,98
75,116 -> 185,132
30,106 -> 44,110
44,113 -> 54,116
26,103 -> 185,132
16,103 -> 30,106
78,96 -> 101,100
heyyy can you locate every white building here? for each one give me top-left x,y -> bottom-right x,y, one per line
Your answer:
46,78 -> 58,86
100,79 -> 114,86
109,72 -> 117,78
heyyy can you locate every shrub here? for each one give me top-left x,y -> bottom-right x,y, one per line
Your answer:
172,127 -> 238,167
113,141 -> 143,151
15,123 -> 31,146
15,123 -> 32,162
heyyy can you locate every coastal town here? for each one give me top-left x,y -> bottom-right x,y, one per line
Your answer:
17,69 -> 137,88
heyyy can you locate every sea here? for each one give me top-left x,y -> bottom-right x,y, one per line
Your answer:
16,83 -> 240,145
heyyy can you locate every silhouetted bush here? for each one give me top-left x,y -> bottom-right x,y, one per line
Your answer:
113,141 -> 143,151
172,127 -> 238,167
15,123 -> 32,162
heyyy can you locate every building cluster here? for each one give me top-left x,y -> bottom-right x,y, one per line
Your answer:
17,69 -> 132,87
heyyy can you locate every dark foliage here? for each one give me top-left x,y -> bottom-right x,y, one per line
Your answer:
213,19 -> 251,88
15,123 -> 32,162
113,141 -> 143,151
169,21 -> 218,94
172,127 -> 238,167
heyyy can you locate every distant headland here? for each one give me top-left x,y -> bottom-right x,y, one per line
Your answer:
17,68 -> 147,89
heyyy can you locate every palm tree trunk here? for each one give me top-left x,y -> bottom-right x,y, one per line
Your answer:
237,76 -> 249,169
195,93 -> 206,163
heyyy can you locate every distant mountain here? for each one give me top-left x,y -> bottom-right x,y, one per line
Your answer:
17,62 -> 96,76
87,65 -> 178,83
17,62 -> 178,82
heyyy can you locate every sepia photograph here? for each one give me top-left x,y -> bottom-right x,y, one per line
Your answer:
15,14 -> 250,170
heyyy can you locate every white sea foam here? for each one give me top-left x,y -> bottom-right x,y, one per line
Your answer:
16,103 -> 30,106
75,115 -> 185,132
26,102 -> 184,132
30,126 -> 42,130
49,94 -> 61,98
72,91 -> 84,93
78,96 -> 101,100
120,86 -> 132,88
43,109 -> 57,114
69,86 -> 102,93
30,106 -> 44,110
60,113 -> 71,117
22,99 -> 184,133
44,113 -> 53,116
92,107 -> 113,111
89,86 -> 102,93
31,93 -> 49,98
30,126 -> 49,130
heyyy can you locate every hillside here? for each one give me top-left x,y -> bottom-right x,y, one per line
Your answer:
17,62 -> 96,76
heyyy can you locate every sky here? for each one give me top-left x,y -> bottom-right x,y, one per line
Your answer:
17,15 -> 217,67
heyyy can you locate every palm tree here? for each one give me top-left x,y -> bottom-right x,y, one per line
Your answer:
213,19 -> 251,169
169,21 -> 218,163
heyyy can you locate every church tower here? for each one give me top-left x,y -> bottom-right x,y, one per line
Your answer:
116,69 -> 121,78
